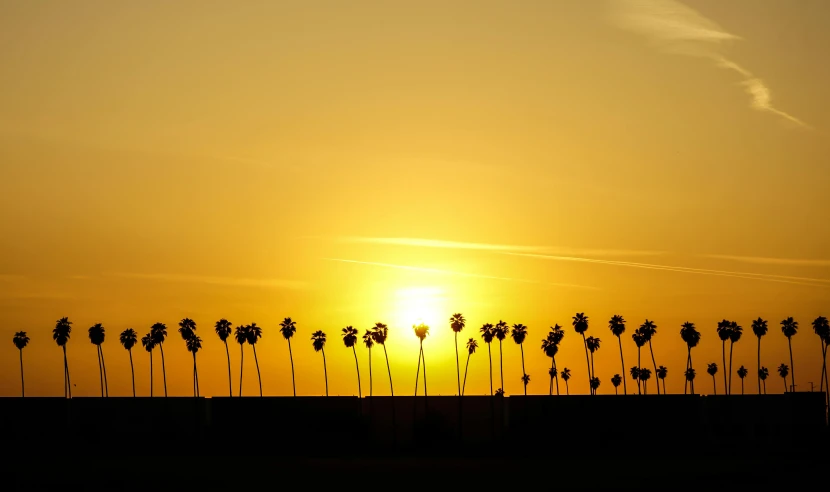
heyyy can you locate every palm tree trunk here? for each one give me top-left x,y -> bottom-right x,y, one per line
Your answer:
194,353 -> 200,397
648,340 -> 659,395
758,337 -> 762,395
788,338 -> 795,392
520,343 -> 526,396
553,357 -> 560,395
690,351 -> 695,394
224,340 -> 232,397
823,342 -> 829,414
253,345 -> 263,397
637,347 -> 642,395
100,346 -> 109,397
422,342 -> 427,398
643,379 -> 647,395
487,343 -> 493,396
741,378 -> 744,395
149,350 -> 154,397
762,379 -> 766,394
663,378 -> 667,394
728,340 -> 734,395
64,346 -> 71,398
128,349 -> 136,397
415,345 -> 422,396
498,340 -> 504,392
288,339 -> 296,397
617,336 -> 626,395
352,346 -> 362,398
239,344 -> 244,397
565,380 -> 569,395
589,351 -> 595,395
19,349 -> 24,397
721,340 -> 727,396
712,374 -> 716,395
368,346 -> 373,397
97,345 -> 104,397
782,376 -> 787,393
192,353 -> 198,397
615,386 -> 618,395
463,352 -> 472,396
322,347 -> 329,397
454,333 -> 461,397
685,350 -> 690,394
581,333 -> 591,394
159,342 -> 168,397
382,344 -> 394,396
549,357 -> 555,396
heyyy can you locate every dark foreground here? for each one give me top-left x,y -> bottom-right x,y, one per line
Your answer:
4,393 -> 828,489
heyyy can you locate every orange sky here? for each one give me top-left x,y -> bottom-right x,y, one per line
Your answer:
1,0 -> 829,398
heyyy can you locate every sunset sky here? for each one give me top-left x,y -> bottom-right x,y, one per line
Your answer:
1,0 -> 829,398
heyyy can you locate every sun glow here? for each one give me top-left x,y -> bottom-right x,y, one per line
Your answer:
390,287 -> 449,347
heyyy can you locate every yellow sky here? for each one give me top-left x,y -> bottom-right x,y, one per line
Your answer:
1,0 -> 829,398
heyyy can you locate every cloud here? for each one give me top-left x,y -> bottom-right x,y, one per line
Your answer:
505,252 -> 830,288
105,272 -> 309,289
608,0 -> 808,128
335,236 -> 663,257
703,254 -> 830,267
322,258 -> 597,290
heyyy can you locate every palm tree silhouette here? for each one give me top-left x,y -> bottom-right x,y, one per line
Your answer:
462,338 -> 478,396
751,318 -> 768,395
495,388 -> 505,397
560,368 -> 571,395
493,320 -> 509,394
511,324 -> 529,396
716,320 -> 732,396
341,326 -> 361,398
737,365 -> 748,395
780,317 -> 798,392
13,331 -> 30,397
119,328 -> 138,397
186,333 -> 202,397
178,318 -> 197,396
632,331 -> 645,394
480,323 -> 495,396
758,366 -> 769,394
572,313 -> 591,394
727,321 -> 743,395
590,376 -> 600,394
279,318 -> 298,397
630,366 -> 640,393
234,324 -> 248,396
541,332 -> 559,396
310,330 -> 329,396
371,323 -> 394,397
247,322 -> 263,397
777,363 -> 789,393
150,322 -> 168,397
214,319 -> 233,397
680,322 -> 700,395
656,365 -> 668,394
810,316 -> 829,407
608,315 -> 627,395
53,317 -> 72,398
88,324 -> 107,397
141,332 -> 156,397
611,374 -> 621,394
585,336 -> 601,395
363,329 -> 374,397
639,368 -> 652,394
638,320 -> 660,395
707,363 -> 718,395
684,367 -> 696,388
450,313 -> 465,396
413,323 -> 429,397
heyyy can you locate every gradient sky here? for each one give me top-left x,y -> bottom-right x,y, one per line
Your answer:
1,0 -> 829,398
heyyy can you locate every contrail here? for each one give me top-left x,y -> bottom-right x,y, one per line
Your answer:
703,254 -> 830,268
322,258 -> 598,290
608,0 -> 808,128
105,272 -> 309,289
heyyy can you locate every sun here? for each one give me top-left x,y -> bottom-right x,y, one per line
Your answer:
391,286 -> 447,336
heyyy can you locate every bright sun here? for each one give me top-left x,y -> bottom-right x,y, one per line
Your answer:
392,286 -> 447,336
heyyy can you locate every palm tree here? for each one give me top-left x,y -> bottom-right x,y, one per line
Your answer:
590,377 -> 600,394
178,318 -> 197,395
728,321 -> 743,395
572,313 -> 591,394
495,388 -> 505,397
310,330 -> 329,396
777,363 -> 789,393
810,316 -> 829,405
493,320 -> 509,394
215,319 -> 233,397
247,322 -> 264,396
707,363 -> 718,395
511,323 -> 529,395
342,326 -> 361,397
716,320 -> 732,395
541,333 -> 559,396
88,324 -> 106,397
119,328 -> 138,397
13,331 -> 30,397
480,323 -> 495,396
657,365 -> 668,394
585,336 -> 601,395
632,331 -> 646,394
560,368 -> 571,395
639,320 -> 660,394
684,367 -> 696,388
363,329 -> 374,397
150,322 -> 168,397
141,333 -> 155,397
780,317 -> 798,392
234,324 -> 248,396
372,323 -> 394,397
186,333 -> 202,397
53,317 -> 72,398
680,322 -> 700,395
611,374 -> 621,394
758,367 -> 769,394
630,366 -> 640,392
279,318 -> 298,397
639,368 -> 652,394
413,323 -> 429,397
737,365 -> 748,394
462,338 -> 478,396
751,318 -> 768,395
608,315 -> 627,395
450,313 -> 465,396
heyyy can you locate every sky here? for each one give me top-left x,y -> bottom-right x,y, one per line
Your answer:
1,0 -> 829,398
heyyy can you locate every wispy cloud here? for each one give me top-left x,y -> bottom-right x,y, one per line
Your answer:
336,236 -> 663,257
505,252 -> 830,288
703,254 -> 830,267
105,272 -> 309,289
322,258 -> 597,290
608,0 -> 808,128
